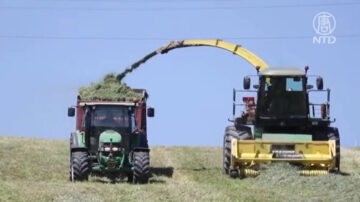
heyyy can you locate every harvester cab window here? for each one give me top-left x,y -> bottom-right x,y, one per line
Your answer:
286,77 -> 303,91
258,76 -> 307,118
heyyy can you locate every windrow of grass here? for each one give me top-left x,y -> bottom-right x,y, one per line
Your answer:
253,163 -> 360,201
0,136 -> 360,202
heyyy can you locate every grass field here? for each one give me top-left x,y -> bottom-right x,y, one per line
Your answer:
0,136 -> 359,202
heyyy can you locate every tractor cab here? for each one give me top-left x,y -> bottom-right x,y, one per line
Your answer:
72,102 -> 136,155
82,104 -> 136,155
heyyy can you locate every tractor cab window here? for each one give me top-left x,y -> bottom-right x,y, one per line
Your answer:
258,76 -> 307,119
91,106 -> 131,128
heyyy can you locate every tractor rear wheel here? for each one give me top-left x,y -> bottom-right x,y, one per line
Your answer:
70,151 -> 90,182
133,151 -> 150,184
328,127 -> 340,172
223,126 -> 252,175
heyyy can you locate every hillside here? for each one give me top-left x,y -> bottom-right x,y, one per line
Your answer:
0,136 -> 360,202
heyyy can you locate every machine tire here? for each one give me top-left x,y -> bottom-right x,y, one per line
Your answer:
226,126 -> 252,140
223,134 -> 231,175
133,151 -> 150,184
223,125 -> 252,175
328,127 -> 340,172
70,151 -> 90,182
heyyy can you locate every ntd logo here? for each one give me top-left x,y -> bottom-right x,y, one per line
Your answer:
312,12 -> 336,44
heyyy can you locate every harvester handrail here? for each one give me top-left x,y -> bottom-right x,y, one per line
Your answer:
232,88 -> 257,117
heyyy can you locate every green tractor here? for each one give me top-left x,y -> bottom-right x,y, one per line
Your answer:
68,89 -> 154,183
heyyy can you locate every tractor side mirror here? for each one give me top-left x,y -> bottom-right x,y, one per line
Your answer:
316,77 -> 323,90
253,84 -> 259,89
68,107 -> 75,117
243,76 -> 251,90
147,107 -> 155,117
306,85 -> 313,90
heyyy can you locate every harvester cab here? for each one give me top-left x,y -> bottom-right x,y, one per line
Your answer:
224,67 -> 340,178
68,89 -> 154,183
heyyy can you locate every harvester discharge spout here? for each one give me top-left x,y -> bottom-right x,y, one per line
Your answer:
117,39 -> 269,81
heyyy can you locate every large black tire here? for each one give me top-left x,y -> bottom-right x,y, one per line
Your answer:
223,126 -> 252,175
223,134 -> 231,175
70,151 -> 90,182
133,151 -> 150,184
328,127 -> 340,172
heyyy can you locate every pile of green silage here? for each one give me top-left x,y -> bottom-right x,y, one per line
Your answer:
78,74 -> 142,100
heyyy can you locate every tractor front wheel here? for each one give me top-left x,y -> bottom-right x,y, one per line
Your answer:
223,134 -> 231,175
132,151 -> 150,184
223,126 -> 252,175
70,151 -> 90,182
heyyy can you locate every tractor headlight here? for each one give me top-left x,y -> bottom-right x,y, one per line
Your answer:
100,146 -> 120,152
101,147 -> 120,152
